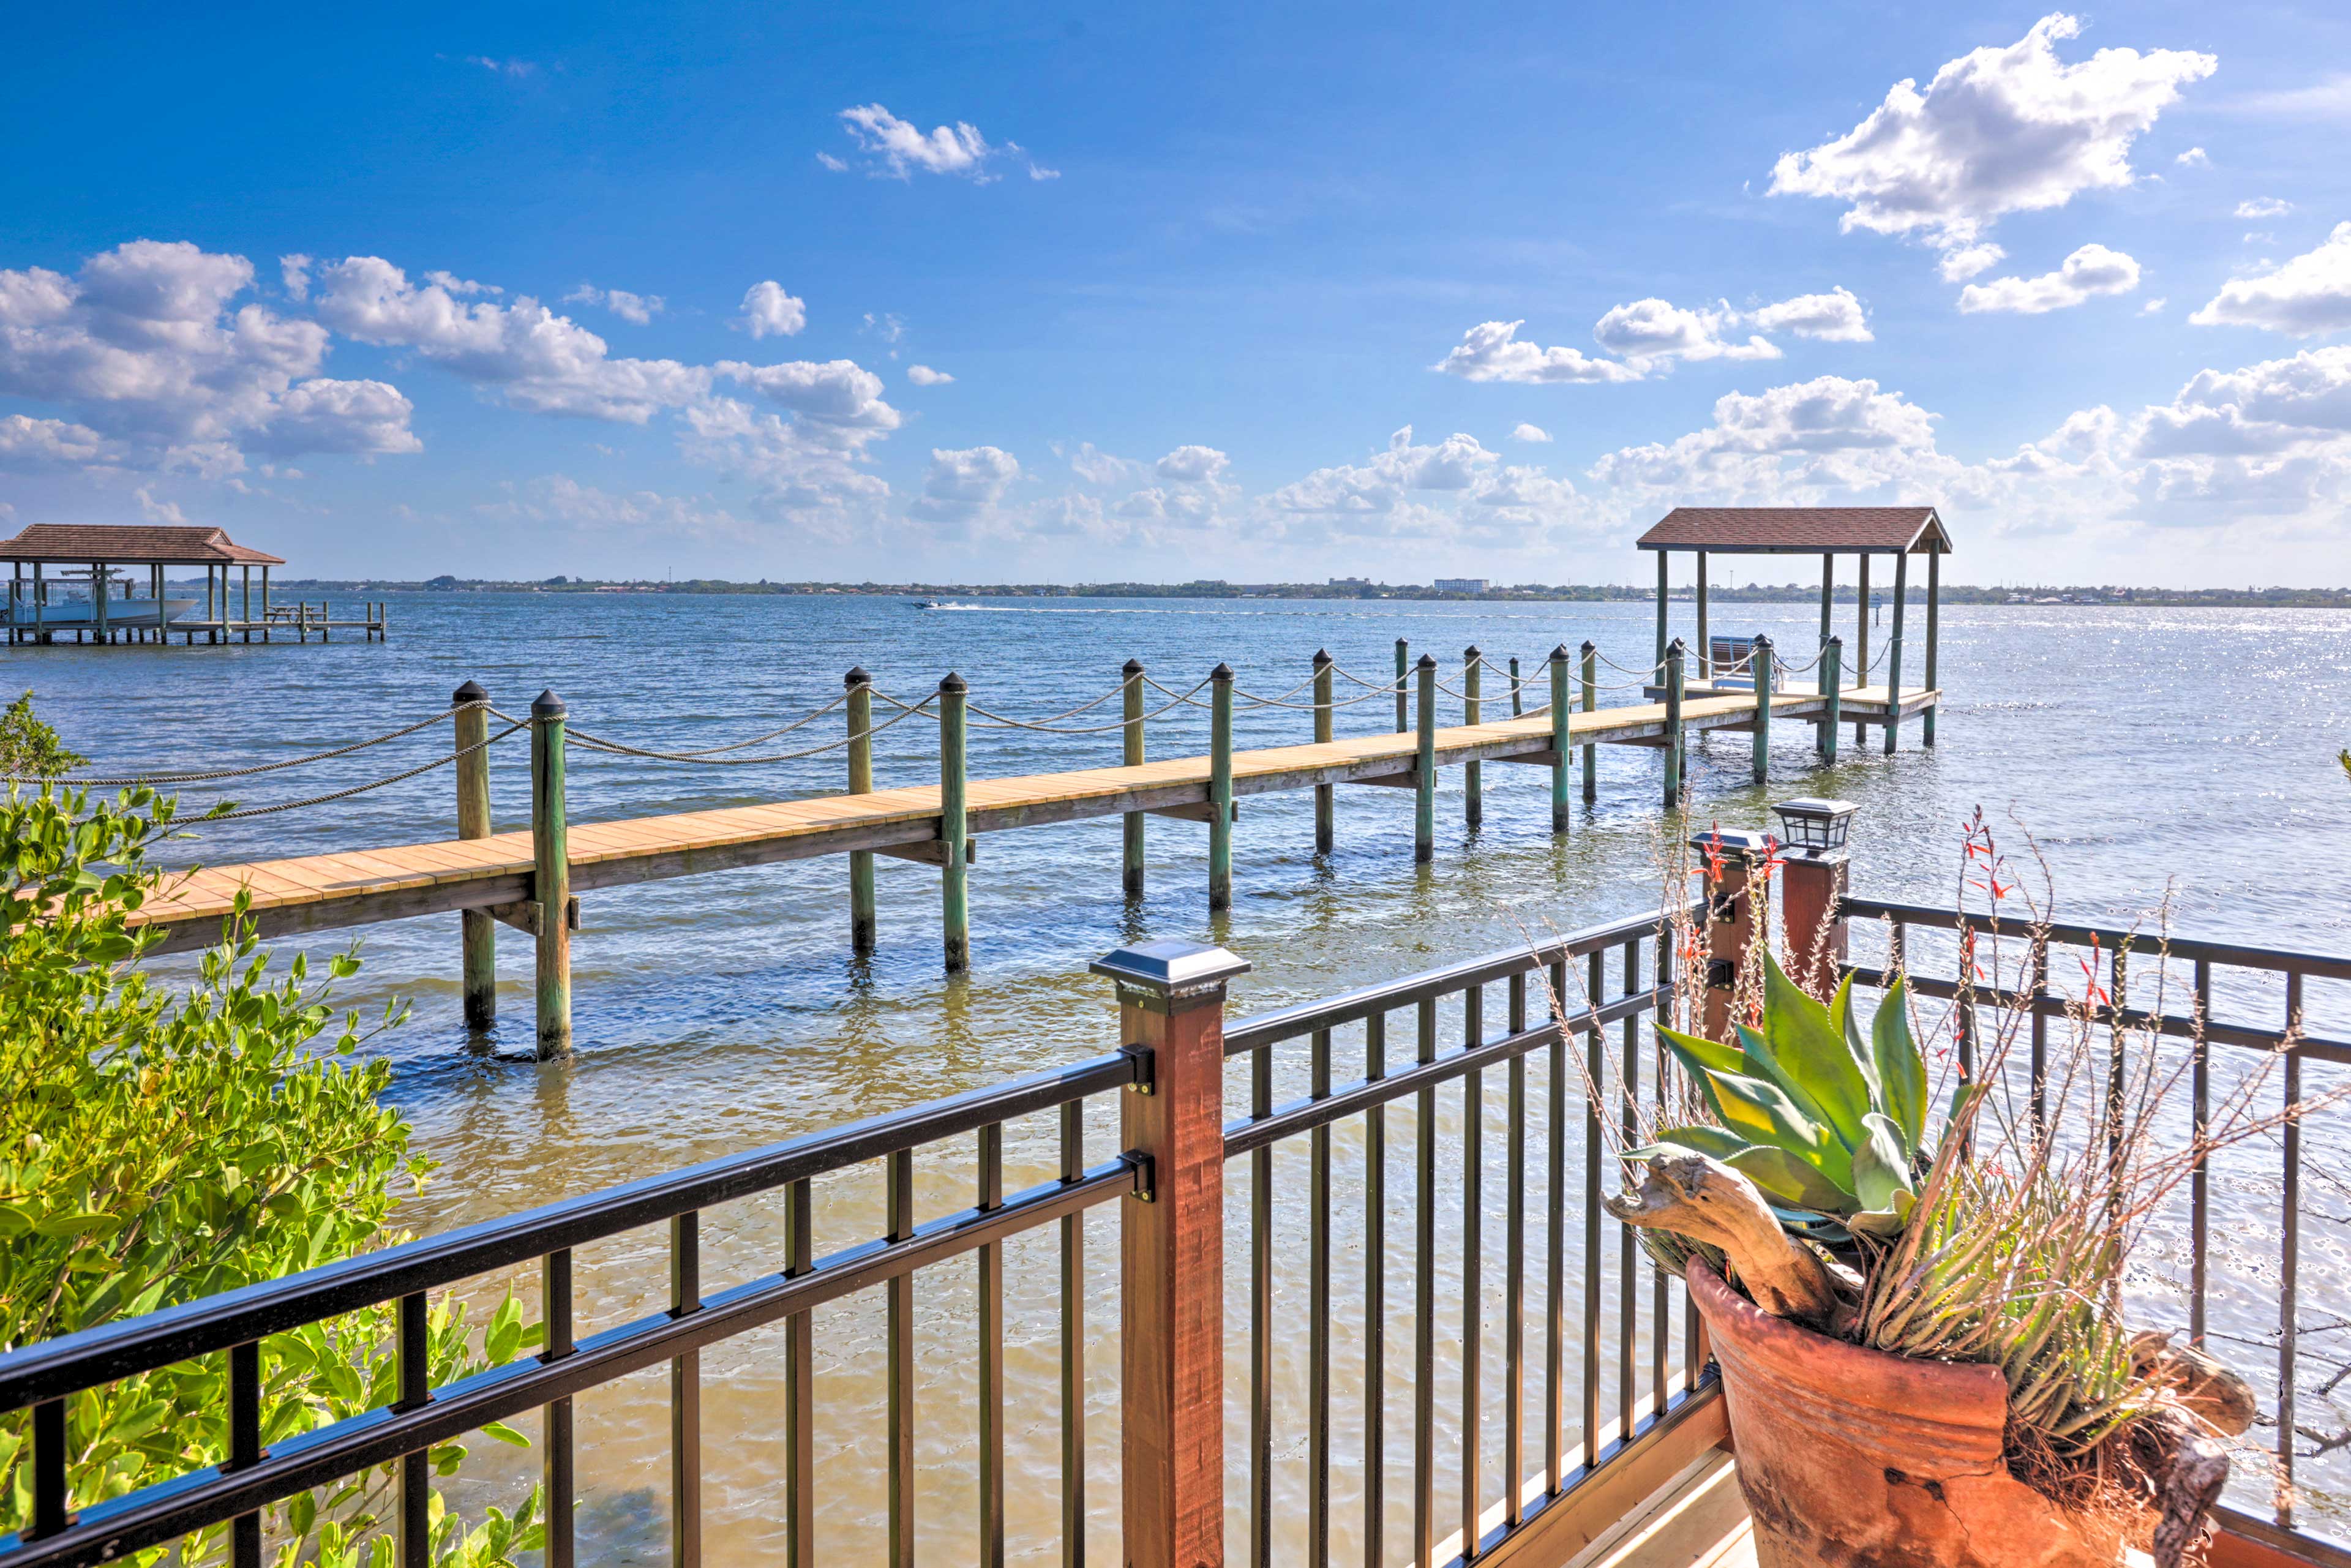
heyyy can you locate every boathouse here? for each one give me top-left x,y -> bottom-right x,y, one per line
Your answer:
0,522 -> 383,643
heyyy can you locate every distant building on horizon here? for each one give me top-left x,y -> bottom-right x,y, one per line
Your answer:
1434,577 -> 1488,594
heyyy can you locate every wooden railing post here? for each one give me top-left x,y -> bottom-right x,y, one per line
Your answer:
847,667 -> 877,955
1750,634 -> 1772,786
1093,938 -> 1250,1568
1780,807 -> 1851,1002
1393,637 -> 1409,734
454,681 -> 496,1030
1124,659 -> 1147,896
1208,664 -> 1234,910
529,689 -> 572,1059
1311,650 -> 1334,854
1463,644 -> 1483,831
1548,644 -> 1570,834
1508,655 -> 1524,717
939,673 -> 970,972
1580,640 -> 1598,801
1692,828 -> 1770,1041
1662,639 -> 1685,809
1821,637 -> 1842,765
1414,653 -> 1437,863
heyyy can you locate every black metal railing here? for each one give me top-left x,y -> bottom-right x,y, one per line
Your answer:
1842,895 -> 2351,1568
0,1049 -> 1144,1568
1220,902 -> 1711,1566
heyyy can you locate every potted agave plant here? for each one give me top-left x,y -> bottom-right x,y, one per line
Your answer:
1607,948 -> 2258,1568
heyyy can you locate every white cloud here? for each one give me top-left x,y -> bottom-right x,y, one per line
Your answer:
2223,74 -> 2351,121
735,280 -> 807,339
1748,286 -> 1876,342
713,359 -> 901,441
1154,445 -> 1229,483
1510,422 -> 1552,443
1434,320 -> 1642,384
1957,244 -> 2142,313
563,283 -> 665,324
280,253 -> 313,301
0,239 -> 418,464
906,364 -> 953,386
829,103 -> 1053,184
425,270 -> 501,297
1938,243 -> 2006,281
2175,146 -> 2210,167
2235,197 -> 2294,219
133,486 -> 187,523
1593,299 -> 1780,364
1768,14 -> 2215,250
1062,441 -> 1145,487
2142,298 -> 2167,314
910,445 -> 1020,523
0,414 -> 110,471
478,475 -> 749,539
1265,427 -> 1500,525
2189,222 -> 2351,336
1590,376 -> 1944,501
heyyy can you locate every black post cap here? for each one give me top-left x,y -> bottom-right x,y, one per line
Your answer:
1210,662 -> 1234,681
1580,639 -> 1596,653
1753,634 -> 1774,648
1551,643 -> 1570,661
1416,653 -> 1437,669
1464,643 -> 1480,658
452,679 -> 487,703
531,688 -> 566,719
939,671 -> 967,692
1313,648 -> 1331,664
845,666 -> 870,686
1668,637 -> 1687,653
1123,657 -> 1145,675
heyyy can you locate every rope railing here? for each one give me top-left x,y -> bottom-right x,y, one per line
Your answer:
204,721 -> 527,820
967,677 -> 1211,735
552,697 -> 936,765
9,701 -> 496,788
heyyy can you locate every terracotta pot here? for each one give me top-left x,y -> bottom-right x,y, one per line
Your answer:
1686,1258 -> 2131,1567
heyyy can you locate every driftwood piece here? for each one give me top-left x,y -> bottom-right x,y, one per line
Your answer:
1605,1151 -> 1843,1327
2144,1406 -> 2230,1568
2131,1329 -> 2257,1436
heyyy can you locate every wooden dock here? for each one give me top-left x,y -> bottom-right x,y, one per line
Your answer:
128,681 -> 1934,958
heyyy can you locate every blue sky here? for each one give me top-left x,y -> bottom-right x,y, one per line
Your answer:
4,2 -> 2349,585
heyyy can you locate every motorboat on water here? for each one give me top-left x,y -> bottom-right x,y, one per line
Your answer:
2,596 -> 197,629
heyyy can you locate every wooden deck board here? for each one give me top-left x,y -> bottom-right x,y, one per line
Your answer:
124,686 -> 1940,951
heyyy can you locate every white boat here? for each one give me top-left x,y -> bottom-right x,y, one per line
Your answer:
2,597 -> 197,629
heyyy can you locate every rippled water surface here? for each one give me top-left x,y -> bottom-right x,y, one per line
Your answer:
25,593 -> 2351,1557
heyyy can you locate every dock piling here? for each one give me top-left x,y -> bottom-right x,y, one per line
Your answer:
1822,637 -> 1842,765
1122,659 -> 1147,896
1312,650 -> 1334,854
1209,664 -> 1235,909
529,689 -> 572,1059
1663,640 -> 1685,809
1853,555 -> 1870,749
1463,645 -> 1483,831
939,673 -> 970,972
847,667 -> 877,954
1884,552 -> 1908,756
1547,646 -> 1570,833
1580,641 -> 1597,802
1750,636 -> 1772,786
1924,550 -> 1940,748
1509,656 -> 1524,718
454,681 -> 496,1030
1393,639 -> 1409,733
1414,654 -> 1437,863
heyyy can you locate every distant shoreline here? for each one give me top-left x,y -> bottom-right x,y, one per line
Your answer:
158,576 -> 2351,610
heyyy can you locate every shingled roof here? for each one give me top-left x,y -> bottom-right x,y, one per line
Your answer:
1636,506 -> 1949,555
0,523 -> 285,565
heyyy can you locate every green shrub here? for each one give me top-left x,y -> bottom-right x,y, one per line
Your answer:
0,691 -> 84,779
0,782 -> 541,1566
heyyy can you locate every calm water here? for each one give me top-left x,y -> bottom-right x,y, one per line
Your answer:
23,593 -> 2351,1556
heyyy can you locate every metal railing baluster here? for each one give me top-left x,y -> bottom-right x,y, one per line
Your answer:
2029,934 -> 2049,1137
1310,1027 -> 1333,1568
396,1291 -> 430,1568
980,1123 -> 1006,1568
228,1341 -> 262,1568
783,1185 -> 813,1567
29,1398 -> 67,1540
1415,994 -> 1438,1568
1544,958 -> 1566,1496
1582,950 -> 1602,1471
1364,1011 -> 1388,1568
887,1157 -> 915,1567
1251,1040 -> 1273,1568
2279,970 -> 2304,1529
1618,938 -> 1639,1445
544,1248 -> 576,1568
2189,962 -> 2210,1348
1060,1101 -> 1087,1568
671,1212 -> 703,1568
1461,984 -> 1483,1557
1504,973 -> 1527,1529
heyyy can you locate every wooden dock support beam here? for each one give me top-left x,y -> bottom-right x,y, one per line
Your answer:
1123,659 -> 1147,896
1548,645 -> 1570,833
1414,654 -> 1437,862
1654,551 -> 1670,670
939,673 -> 970,972
847,667 -> 877,954
454,681 -> 497,1030
530,689 -> 572,1059
1821,637 -> 1842,765
1663,639 -> 1685,809
1580,640 -> 1598,801
1923,550 -> 1940,748
1694,550 -> 1710,678
1853,555 -> 1870,749
1393,638 -> 1409,733
1208,664 -> 1235,909
1884,551 -> 1908,756
1463,645 -> 1482,831
1750,636 -> 1772,786
1311,650 -> 1334,854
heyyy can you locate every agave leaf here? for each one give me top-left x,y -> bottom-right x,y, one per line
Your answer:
1627,1125 -> 1752,1163
1655,1023 -> 1745,1084
1690,1068 -> 1856,1194
1723,1142 -> 1856,1213
1851,1112 -> 1915,1214
1732,1022 -> 1836,1131
1758,951 -> 1872,1150
1870,977 -> 1928,1157
1831,972 -> 1883,1103
1937,1077 -> 1988,1146
1847,1205 -> 1911,1237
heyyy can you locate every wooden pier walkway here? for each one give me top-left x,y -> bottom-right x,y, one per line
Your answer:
129,681 -> 1933,956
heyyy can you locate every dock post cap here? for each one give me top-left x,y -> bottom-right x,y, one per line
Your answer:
452,678 -> 487,703
939,670 -> 967,692
1551,644 -> 1570,661
844,665 -> 871,686
531,688 -> 566,719
1090,938 -> 1250,1014
1753,633 -> 1774,648
1312,648 -> 1331,665
1123,656 -> 1145,675
1415,652 -> 1437,670
1464,643 -> 1480,658
1211,662 -> 1234,681
1580,639 -> 1597,653
1827,634 -> 1843,647
1689,827 -> 1775,861
1668,637 -> 1688,655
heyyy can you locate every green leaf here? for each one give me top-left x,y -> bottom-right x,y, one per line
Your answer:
1629,1125 -> 1752,1162
0,1203 -> 30,1237
1851,1113 -> 1915,1215
1830,972 -> 1881,1102
1689,1067 -> 1854,1194
1654,1023 -> 1745,1082
479,1419 -> 532,1448
1724,1144 -> 1856,1212
1871,977 -> 1928,1157
1757,950 -> 1872,1150
34,1210 -> 123,1239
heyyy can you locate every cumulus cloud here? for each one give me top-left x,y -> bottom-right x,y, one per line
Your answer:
1154,445 -> 1229,483
906,364 -> 953,386
2189,222 -> 2351,336
735,280 -> 807,339
1768,14 -> 2215,255
563,283 -> 664,324
1748,287 -> 1877,342
426,271 -> 501,297
1937,244 -> 2006,282
1594,299 -> 1780,364
0,414 -> 110,471
1957,244 -> 2142,313
2176,146 -> 2210,167
910,445 -> 1020,523
0,239 -> 419,464
828,104 -> 1052,183
1590,377 -> 1944,502
1511,422 -> 1552,443
280,253 -> 313,301
1434,321 -> 1642,384
2235,197 -> 2293,219
478,474 -> 749,540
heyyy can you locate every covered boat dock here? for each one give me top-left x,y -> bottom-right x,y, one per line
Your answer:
1,522 -> 383,645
